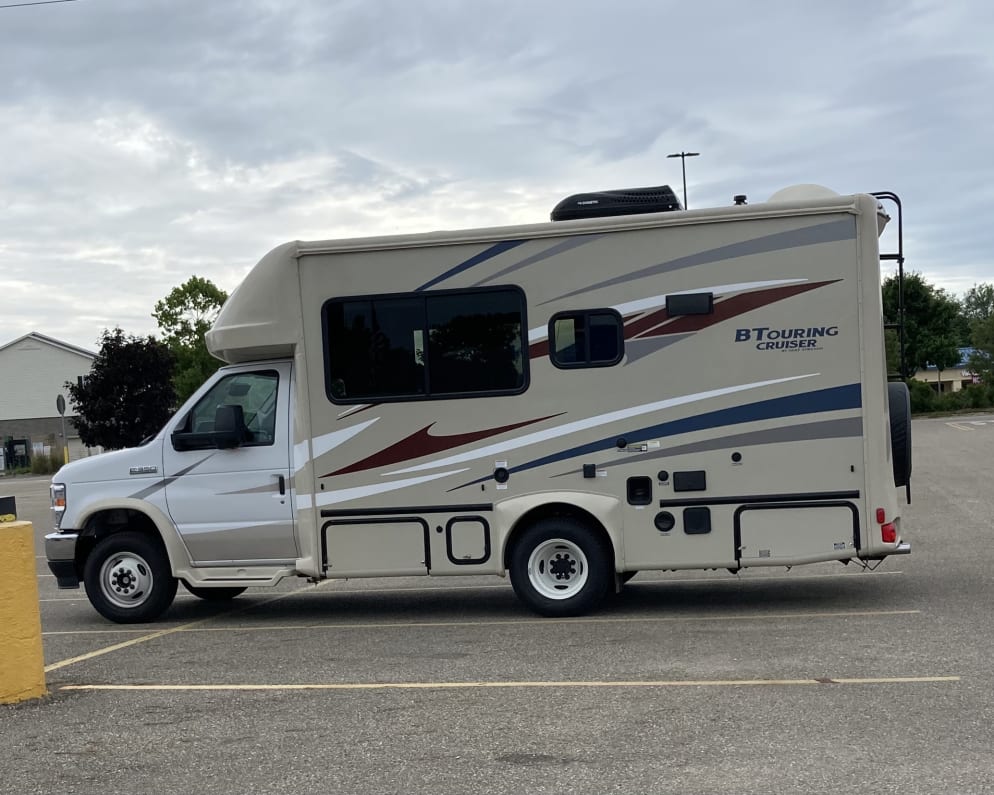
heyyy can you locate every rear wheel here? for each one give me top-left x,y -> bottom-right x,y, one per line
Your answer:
83,531 -> 177,624
888,381 -> 912,487
509,517 -> 612,617
183,584 -> 247,601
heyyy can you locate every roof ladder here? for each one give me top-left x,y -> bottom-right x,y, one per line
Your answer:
872,191 -> 907,380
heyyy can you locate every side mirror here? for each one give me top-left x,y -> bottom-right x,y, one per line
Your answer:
212,405 -> 251,449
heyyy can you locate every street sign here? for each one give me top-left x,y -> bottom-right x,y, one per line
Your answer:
56,394 -> 66,416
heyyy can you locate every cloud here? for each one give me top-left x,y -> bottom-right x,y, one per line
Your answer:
0,0 -> 993,349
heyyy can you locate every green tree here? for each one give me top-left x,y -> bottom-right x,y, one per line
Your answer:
153,276 -> 228,404
955,283 -> 994,387
968,315 -> 994,386
66,328 -> 176,449
961,283 -> 994,323
882,272 -> 961,381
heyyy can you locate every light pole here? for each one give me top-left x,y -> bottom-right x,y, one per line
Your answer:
667,151 -> 700,209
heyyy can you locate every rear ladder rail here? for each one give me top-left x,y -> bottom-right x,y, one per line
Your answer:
872,191 -> 907,380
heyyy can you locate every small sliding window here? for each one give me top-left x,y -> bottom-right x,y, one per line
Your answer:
323,286 -> 528,403
549,309 -> 624,369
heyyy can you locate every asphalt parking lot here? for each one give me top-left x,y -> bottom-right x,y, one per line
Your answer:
2,415 -> 993,794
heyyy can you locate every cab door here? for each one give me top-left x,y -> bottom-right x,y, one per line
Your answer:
163,363 -> 297,564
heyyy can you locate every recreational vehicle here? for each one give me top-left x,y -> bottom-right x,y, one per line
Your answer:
46,184 -> 912,623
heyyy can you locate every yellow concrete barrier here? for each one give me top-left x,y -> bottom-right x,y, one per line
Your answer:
0,521 -> 46,704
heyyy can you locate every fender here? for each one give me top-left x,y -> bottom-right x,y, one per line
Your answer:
493,491 -> 624,575
76,497 -> 191,575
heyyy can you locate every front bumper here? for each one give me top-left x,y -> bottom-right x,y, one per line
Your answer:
45,531 -> 80,588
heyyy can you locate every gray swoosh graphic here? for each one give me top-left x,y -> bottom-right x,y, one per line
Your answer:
129,454 -> 216,499
623,334 -> 692,365
540,218 -> 855,305
473,234 -> 603,286
550,417 -> 862,477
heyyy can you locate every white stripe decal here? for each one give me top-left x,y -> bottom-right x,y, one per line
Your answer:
337,404 -> 371,419
297,468 -> 469,509
527,279 -> 809,343
294,417 -> 379,473
385,375 -> 818,476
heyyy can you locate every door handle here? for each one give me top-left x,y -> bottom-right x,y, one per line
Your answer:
277,475 -> 286,495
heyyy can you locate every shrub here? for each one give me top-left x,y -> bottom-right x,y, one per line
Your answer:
28,453 -> 63,476
908,380 -> 936,413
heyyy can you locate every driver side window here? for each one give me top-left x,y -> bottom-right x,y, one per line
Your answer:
187,371 -> 279,446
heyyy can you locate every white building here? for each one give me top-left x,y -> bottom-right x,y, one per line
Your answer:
0,332 -> 96,467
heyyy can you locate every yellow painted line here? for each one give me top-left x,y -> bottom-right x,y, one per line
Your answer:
43,628 -> 182,636
41,608 -> 920,639
177,608 -> 920,633
43,622 -> 205,672
218,570 -> 903,599
39,594 -> 201,603
42,581 -> 333,672
60,675 -> 960,693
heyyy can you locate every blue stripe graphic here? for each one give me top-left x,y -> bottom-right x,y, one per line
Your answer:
416,239 -> 527,291
452,383 -> 861,489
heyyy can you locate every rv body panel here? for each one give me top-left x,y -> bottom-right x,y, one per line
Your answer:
292,202 -> 873,577
48,189 -> 911,621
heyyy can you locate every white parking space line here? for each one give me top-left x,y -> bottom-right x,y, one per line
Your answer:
60,675 -> 960,693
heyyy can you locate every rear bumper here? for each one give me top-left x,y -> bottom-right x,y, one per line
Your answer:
45,531 -> 80,588
861,540 -> 911,561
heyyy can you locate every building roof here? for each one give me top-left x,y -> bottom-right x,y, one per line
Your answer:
0,332 -> 96,360
922,347 -> 983,371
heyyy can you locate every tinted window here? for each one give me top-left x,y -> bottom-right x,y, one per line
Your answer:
550,309 -> 623,368
325,287 -> 526,402
327,298 -> 425,399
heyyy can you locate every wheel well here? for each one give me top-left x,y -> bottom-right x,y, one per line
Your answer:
76,509 -> 165,574
503,502 -> 615,569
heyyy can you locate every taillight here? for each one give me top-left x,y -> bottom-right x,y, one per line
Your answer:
876,507 -> 897,543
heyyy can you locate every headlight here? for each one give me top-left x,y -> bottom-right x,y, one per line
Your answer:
51,483 -> 66,529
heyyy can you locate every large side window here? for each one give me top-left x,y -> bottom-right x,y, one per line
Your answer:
324,287 -> 527,402
549,309 -> 624,368
181,371 -> 279,447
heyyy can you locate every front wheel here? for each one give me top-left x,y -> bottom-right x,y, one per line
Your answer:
509,517 -> 613,617
83,531 -> 177,624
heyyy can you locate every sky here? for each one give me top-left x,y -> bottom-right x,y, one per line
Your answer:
1,0 -> 992,352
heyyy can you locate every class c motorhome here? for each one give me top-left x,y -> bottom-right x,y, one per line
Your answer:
46,184 -> 912,623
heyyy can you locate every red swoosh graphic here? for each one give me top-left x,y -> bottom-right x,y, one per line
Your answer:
527,281 -> 838,360
323,413 -> 564,477
637,280 -> 839,337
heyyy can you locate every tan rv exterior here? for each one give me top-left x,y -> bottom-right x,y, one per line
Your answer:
46,187 -> 911,622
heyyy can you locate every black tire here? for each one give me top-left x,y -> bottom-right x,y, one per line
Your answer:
83,531 -> 177,624
509,517 -> 613,617
183,584 -> 247,601
888,382 -> 912,487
